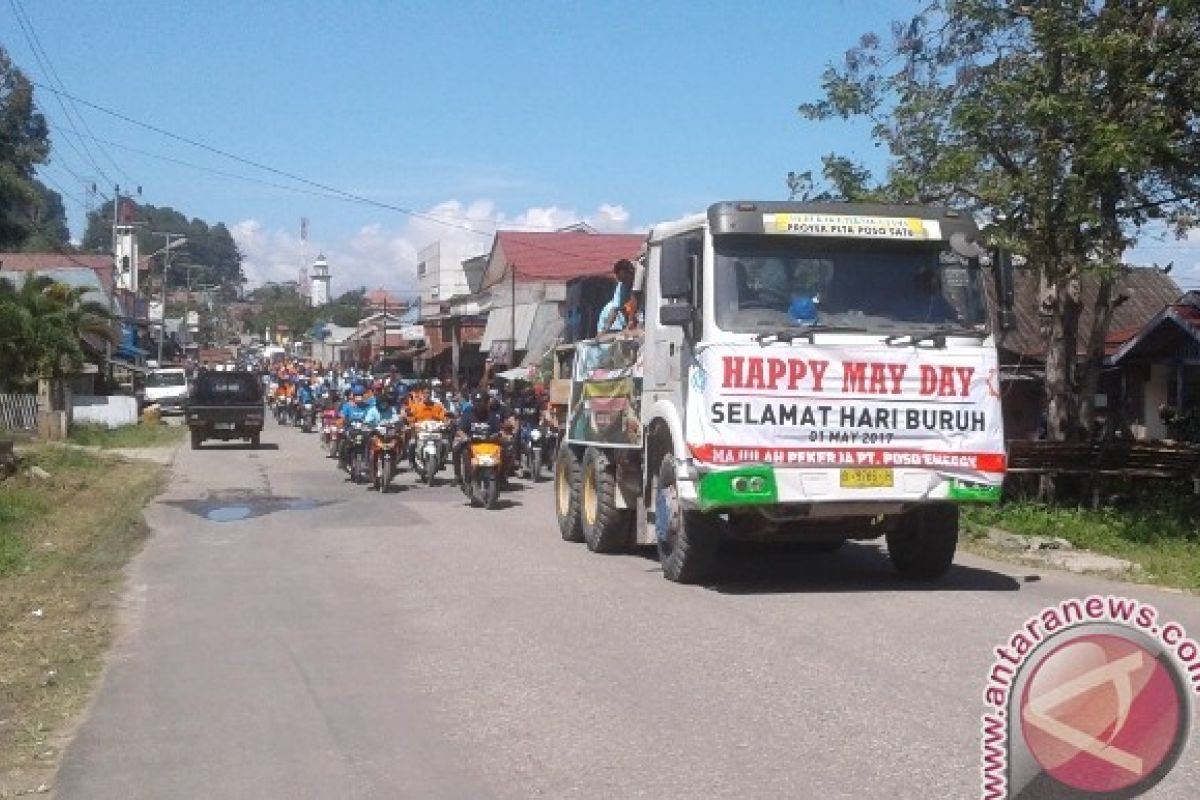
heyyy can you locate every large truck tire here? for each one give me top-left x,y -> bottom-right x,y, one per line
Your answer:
580,447 -> 633,553
554,445 -> 584,542
654,455 -> 719,583
886,503 -> 959,581
190,429 -> 202,450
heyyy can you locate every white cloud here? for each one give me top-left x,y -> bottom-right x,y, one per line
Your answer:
232,199 -> 640,296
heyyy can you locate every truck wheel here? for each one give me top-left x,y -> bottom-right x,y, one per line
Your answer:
580,448 -> 633,553
886,503 -> 959,581
250,432 -> 261,449
554,445 -> 584,542
654,455 -> 719,584
190,430 -> 202,450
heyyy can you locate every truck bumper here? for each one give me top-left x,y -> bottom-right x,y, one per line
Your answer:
685,462 -> 1001,513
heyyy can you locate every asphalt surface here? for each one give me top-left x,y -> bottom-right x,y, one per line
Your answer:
54,420 -> 1200,799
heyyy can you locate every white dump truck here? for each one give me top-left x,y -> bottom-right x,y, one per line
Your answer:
554,201 -> 1012,583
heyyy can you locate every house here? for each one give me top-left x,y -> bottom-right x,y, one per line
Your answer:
342,309 -> 422,367
1105,290 -> 1200,440
363,287 -> 409,314
995,267 -> 1182,439
421,254 -> 490,387
474,230 -> 645,368
418,240 -> 488,317
0,253 -> 151,385
309,322 -> 357,367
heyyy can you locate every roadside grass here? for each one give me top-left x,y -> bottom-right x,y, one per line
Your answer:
0,446 -> 164,794
67,421 -> 184,449
963,494 -> 1200,592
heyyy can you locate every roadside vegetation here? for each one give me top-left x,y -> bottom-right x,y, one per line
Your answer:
0,446 -> 164,794
963,491 -> 1200,593
67,422 -> 184,449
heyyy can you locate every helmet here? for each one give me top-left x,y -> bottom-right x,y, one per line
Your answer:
351,383 -> 365,396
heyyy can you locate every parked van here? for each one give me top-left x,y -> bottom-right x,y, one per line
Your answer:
145,368 -> 190,415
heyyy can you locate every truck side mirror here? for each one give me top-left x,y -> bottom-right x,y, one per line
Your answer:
661,254 -> 696,300
659,304 -> 693,327
991,248 -> 1016,331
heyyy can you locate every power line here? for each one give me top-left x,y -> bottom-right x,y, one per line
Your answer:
8,0 -> 117,187
29,79 -> 498,238
10,0 -> 132,184
50,125 -> 355,203
27,80 -> 635,257
28,81 -> 648,293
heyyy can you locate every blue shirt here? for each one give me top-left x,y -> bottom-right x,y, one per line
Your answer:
597,281 -> 632,333
340,401 -> 368,424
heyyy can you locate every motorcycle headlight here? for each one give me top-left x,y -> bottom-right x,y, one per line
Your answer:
530,429 -> 541,440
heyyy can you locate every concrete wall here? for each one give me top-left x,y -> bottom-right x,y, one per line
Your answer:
71,395 -> 139,428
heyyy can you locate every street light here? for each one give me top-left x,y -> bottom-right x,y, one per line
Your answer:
153,233 -> 188,366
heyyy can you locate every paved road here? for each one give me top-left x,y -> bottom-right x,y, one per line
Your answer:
55,421 -> 1200,799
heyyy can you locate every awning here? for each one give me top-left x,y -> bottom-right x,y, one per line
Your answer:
107,357 -> 151,374
481,303 -> 542,350
520,303 -> 565,367
496,366 -> 537,382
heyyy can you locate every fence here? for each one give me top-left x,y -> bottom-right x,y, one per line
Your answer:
0,393 -> 38,431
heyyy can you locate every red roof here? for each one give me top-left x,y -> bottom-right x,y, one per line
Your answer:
365,287 -> 405,308
491,231 -> 645,283
1,252 -> 117,294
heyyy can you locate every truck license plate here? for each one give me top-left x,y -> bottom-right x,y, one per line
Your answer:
839,468 -> 893,488
215,422 -> 235,430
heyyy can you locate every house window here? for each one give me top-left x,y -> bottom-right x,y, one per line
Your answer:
418,261 -> 428,278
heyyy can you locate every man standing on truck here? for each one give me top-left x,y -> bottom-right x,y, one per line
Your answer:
598,258 -> 638,333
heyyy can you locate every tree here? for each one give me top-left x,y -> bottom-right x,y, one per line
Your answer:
799,1 -> 1200,455
0,46 -> 51,250
82,201 -> 245,289
19,179 -> 71,251
0,272 -> 115,391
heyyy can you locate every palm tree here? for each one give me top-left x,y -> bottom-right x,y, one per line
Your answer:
0,273 -> 116,392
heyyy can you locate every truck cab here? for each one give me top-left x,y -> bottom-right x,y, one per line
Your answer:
556,201 -> 1009,583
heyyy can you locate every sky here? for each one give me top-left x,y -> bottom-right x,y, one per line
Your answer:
3,0 -> 1198,294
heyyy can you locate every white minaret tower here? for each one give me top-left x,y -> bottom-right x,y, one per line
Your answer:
310,254 -> 330,307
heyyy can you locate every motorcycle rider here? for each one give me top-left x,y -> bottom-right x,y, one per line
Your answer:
512,382 -> 541,451
337,386 -> 370,469
453,390 -> 508,484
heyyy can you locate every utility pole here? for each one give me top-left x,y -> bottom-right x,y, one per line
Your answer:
153,232 -> 188,366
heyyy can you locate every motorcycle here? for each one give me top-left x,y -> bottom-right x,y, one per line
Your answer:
343,421 -> 370,484
272,395 -> 289,425
461,423 -> 502,509
291,396 -> 304,428
320,410 -> 340,456
368,421 -> 403,492
300,401 -> 316,433
412,419 -> 450,486
520,424 -> 558,483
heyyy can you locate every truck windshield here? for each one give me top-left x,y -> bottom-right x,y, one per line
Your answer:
713,235 -> 987,335
146,371 -> 187,388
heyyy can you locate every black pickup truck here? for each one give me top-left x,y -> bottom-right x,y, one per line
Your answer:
186,370 -> 265,449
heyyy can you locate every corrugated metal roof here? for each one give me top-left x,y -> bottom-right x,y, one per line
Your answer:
995,267 -> 1181,361
483,231 -> 645,287
1110,301 -> 1200,364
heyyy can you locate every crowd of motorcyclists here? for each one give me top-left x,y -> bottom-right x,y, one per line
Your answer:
259,360 -> 561,508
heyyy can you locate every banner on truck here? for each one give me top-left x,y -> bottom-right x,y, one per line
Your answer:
684,344 -> 1006,481
567,338 -> 643,448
